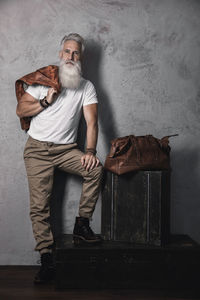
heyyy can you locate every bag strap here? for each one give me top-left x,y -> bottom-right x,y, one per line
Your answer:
160,134 -> 179,148
164,134 -> 179,138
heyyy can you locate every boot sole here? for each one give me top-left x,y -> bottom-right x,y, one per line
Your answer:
34,278 -> 54,285
73,235 -> 102,245
34,276 -> 55,285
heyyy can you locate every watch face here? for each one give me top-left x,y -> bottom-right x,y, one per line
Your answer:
44,99 -> 50,106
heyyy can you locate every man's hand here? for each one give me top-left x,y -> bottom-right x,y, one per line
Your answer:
81,152 -> 100,171
16,87 -> 59,118
46,88 -> 58,104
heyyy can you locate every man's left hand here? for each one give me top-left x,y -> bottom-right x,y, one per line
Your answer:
81,153 -> 100,171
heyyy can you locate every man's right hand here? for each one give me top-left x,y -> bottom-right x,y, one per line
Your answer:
46,88 -> 58,105
16,88 -> 59,118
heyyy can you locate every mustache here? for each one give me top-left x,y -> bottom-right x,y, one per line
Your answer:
65,60 -> 75,65
60,59 -> 82,73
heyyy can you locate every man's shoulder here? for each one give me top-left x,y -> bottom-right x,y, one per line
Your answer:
79,78 -> 95,90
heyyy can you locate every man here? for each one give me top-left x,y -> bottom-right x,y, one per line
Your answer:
16,33 -> 103,284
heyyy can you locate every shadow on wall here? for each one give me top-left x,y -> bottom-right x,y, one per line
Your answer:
50,41 -> 118,238
170,148 -> 200,241
82,39 -> 119,152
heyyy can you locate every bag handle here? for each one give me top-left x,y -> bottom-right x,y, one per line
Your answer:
108,145 -> 117,158
108,136 -> 131,158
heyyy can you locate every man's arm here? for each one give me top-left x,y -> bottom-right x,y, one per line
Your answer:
16,88 -> 57,118
16,92 -> 43,118
81,103 -> 100,171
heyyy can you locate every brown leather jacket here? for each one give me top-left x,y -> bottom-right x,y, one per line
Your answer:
15,65 -> 61,130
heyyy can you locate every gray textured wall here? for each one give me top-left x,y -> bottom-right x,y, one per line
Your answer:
0,0 -> 200,265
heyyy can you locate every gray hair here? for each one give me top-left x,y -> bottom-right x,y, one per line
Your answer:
60,33 -> 85,53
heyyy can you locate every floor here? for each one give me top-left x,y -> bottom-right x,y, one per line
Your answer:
0,267 -> 199,300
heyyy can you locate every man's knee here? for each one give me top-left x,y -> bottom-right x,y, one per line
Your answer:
95,163 -> 104,177
90,163 -> 103,180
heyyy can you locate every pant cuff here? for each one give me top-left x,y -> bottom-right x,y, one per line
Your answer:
39,248 -> 52,255
79,212 -> 93,219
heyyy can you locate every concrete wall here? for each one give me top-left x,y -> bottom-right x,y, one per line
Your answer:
0,0 -> 199,264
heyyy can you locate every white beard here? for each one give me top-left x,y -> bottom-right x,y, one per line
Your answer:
59,59 -> 82,89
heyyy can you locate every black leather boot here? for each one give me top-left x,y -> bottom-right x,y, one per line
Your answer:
73,217 -> 102,245
34,252 -> 55,284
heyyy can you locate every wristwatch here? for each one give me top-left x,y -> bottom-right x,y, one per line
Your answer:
39,96 -> 50,109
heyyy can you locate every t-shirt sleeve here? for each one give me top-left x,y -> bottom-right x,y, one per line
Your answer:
26,84 -> 44,100
83,81 -> 98,106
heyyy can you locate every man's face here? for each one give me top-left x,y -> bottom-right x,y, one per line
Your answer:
59,40 -> 82,63
58,40 -> 82,89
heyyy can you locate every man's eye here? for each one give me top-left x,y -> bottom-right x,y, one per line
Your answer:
65,50 -> 70,53
74,52 -> 79,55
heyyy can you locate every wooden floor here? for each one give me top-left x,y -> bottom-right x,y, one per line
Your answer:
0,266 -> 199,300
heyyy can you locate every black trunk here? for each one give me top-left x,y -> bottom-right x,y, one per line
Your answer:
101,171 -> 170,246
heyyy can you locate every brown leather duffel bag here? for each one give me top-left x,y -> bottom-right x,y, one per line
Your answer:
104,134 -> 178,175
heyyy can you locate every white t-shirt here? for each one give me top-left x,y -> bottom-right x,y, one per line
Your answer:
26,78 -> 98,144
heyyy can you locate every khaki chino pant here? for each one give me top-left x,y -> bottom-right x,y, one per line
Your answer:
24,136 -> 103,253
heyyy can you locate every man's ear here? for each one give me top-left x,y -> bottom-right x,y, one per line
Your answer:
59,50 -> 62,59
